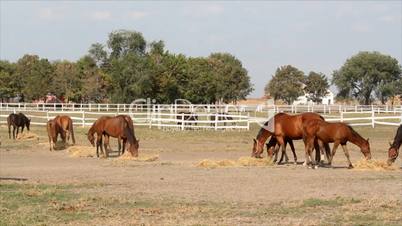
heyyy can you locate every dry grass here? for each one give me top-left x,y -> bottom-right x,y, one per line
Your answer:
16,132 -> 39,141
197,156 -> 273,169
67,145 -> 95,158
354,159 -> 397,171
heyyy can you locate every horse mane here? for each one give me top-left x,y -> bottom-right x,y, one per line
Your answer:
391,125 -> 402,149
347,124 -> 366,142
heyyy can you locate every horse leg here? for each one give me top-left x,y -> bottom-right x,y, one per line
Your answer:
341,145 -> 353,169
103,135 -> 109,158
117,137 -> 122,156
303,137 -> 313,167
288,140 -> 297,164
276,137 -> 286,164
96,135 -> 102,158
330,142 -> 340,165
15,126 -> 19,139
323,143 -> 331,165
48,134 -> 53,151
122,138 -> 126,155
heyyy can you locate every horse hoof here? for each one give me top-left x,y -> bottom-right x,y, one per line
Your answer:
348,165 -> 354,169
313,165 -> 319,169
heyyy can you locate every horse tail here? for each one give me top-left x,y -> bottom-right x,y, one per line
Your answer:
7,116 -> 11,139
69,118 -> 76,145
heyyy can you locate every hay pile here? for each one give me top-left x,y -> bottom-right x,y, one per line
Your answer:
116,152 -> 159,162
16,132 -> 39,141
67,145 -> 95,158
354,159 -> 396,171
197,157 -> 273,169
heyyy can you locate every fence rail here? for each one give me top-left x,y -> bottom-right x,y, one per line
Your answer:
1,104 -> 401,130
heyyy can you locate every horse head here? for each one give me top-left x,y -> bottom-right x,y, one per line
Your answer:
360,138 -> 371,160
26,118 -> 31,131
387,142 -> 398,165
87,132 -> 95,147
128,139 -> 139,157
252,138 -> 264,158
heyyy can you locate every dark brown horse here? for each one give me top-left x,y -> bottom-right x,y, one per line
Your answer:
388,125 -> 402,165
265,137 -> 296,163
210,113 -> 235,127
177,112 -> 198,127
46,115 -> 75,151
7,113 -> 31,139
303,120 -> 371,168
252,112 -> 330,165
88,115 -> 138,157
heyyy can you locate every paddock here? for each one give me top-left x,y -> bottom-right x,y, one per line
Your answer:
0,121 -> 401,225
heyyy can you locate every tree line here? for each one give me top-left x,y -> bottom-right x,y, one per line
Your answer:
0,30 -> 253,104
265,51 -> 402,105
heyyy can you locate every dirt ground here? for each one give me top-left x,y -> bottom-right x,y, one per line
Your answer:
1,125 -> 401,225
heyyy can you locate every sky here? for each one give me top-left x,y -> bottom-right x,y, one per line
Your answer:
1,1 -> 401,98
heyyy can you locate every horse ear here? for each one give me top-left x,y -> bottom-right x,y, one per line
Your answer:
253,138 -> 257,144
366,138 -> 369,142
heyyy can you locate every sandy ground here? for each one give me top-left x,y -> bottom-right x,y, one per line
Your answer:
0,125 -> 401,225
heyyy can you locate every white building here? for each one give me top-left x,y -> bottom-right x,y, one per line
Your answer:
293,89 -> 334,105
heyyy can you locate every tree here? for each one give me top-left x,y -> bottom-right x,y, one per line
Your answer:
15,55 -> 54,101
107,30 -> 146,59
265,65 -> 305,104
304,71 -> 329,104
208,53 -> 253,103
88,43 -> 108,67
0,60 -> 17,101
51,61 -> 82,102
332,51 -> 401,105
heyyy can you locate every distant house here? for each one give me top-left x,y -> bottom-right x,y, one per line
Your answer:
293,89 -> 334,105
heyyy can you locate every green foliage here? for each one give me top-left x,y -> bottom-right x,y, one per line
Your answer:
265,65 -> 305,104
332,51 -> 402,104
304,71 -> 329,104
2,29 -> 253,104
0,60 -> 17,100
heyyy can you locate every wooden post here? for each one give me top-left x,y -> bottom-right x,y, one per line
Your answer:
340,111 -> 343,123
247,113 -> 250,131
82,111 -> 85,127
371,110 -> 375,128
181,113 -> 184,131
215,113 -> 218,131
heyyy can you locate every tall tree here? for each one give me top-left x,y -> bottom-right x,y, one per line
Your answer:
107,30 -> 146,59
208,53 -> 253,103
332,51 -> 401,105
51,61 -> 82,102
88,43 -> 108,67
304,71 -> 329,104
0,60 -> 17,101
265,65 -> 305,104
15,55 -> 54,101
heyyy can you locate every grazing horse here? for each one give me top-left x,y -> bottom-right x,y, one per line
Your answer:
303,120 -> 371,168
88,115 -> 138,157
177,112 -> 198,127
265,136 -> 296,163
387,125 -> 402,165
46,115 -> 75,151
7,113 -> 31,139
210,113 -> 235,127
252,112 -> 331,164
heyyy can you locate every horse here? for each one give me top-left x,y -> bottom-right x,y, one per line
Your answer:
7,113 -> 31,139
303,120 -> 371,169
387,125 -> 402,165
252,112 -> 331,165
46,115 -> 75,151
265,136 -> 296,163
88,115 -> 138,157
177,112 -> 198,127
210,113 -> 235,127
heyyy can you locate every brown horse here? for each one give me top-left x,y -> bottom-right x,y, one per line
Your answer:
252,112 -> 330,164
7,113 -> 31,139
265,137 -> 296,163
88,115 -> 138,157
303,120 -> 371,168
46,115 -> 75,151
387,125 -> 402,165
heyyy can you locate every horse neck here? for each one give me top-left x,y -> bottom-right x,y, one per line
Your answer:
257,128 -> 272,145
348,129 -> 366,148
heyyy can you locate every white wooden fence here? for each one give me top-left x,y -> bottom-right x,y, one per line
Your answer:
1,104 -> 401,130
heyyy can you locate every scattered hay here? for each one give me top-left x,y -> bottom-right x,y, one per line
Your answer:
67,145 -> 95,158
16,132 -> 39,141
116,152 -> 159,162
197,157 -> 273,169
354,159 -> 396,171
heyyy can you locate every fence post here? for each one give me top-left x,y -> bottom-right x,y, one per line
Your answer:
82,111 -> 85,127
371,110 -> 375,128
247,112 -> 250,131
46,111 -> 49,121
340,111 -> 343,122
215,113 -> 218,131
181,113 -> 184,131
